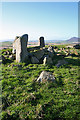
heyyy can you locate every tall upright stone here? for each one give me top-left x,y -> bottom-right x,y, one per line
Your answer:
39,37 -> 45,47
13,34 -> 28,62
13,36 -> 20,54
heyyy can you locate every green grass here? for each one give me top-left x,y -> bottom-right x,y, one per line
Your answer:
1,45 -> 80,120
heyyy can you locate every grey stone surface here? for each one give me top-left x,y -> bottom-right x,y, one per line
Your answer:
48,46 -> 54,52
48,51 -> 54,58
43,56 -> 53,65
38,37 -> 45,47
37,71 -> 55,83
33,50 -> 44,60
13,34 -> 28,62
47,46 -> 55,58
31,56 -> 39,64
13,36 -> 20,54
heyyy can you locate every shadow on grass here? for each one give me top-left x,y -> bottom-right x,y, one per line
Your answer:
51,54 -> 80,67
63,57 -> 80,67
2,59 -> 13,64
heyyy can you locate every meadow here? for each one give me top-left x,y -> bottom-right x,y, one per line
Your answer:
0,44 -> 80,120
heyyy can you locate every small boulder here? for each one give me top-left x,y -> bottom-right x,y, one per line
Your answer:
48,46 -> 54,52
37,71 -> 55,83
47,46 -> 55,58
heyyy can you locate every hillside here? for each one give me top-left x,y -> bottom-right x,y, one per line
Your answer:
0,44 -> 80,120
62,37 -> 80,44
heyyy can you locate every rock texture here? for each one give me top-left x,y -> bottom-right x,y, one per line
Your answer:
43,56 -> 53,65
37,71 -> 55,83
33,50 -> 45,60
31,56 -> 39,64
38,37 -> 45,47
13,34 -> 28,62
48,46 -> 54,52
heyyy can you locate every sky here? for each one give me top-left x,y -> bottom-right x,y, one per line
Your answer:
0,1 -> 78,41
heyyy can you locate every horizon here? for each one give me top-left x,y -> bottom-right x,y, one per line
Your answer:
0,36 -> 79,43
0,2 -> 78,41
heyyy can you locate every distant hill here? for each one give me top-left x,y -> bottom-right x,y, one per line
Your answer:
0,37 -> 80,46
63,37 -> 80,44
45,37 -> 80,44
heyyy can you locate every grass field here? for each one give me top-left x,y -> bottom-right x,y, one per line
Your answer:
0,44 -> 80,120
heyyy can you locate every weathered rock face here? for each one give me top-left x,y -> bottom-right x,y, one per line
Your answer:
48,46 -> 54,52
48,51 -> 54,58
47,46 -> 55,58
20,34 -> 28,62
38,37 -> 45,47
31,56 -> 39,64
13,34 -> 28,62
33,50 -> 45,60
13,36 -> 20,54
43,56 -> 53,65
37,71 -> 55,83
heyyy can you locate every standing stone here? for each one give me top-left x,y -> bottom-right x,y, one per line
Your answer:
13,34 -> 28,62
38,37 -> 45,47
13,36 -> 20,54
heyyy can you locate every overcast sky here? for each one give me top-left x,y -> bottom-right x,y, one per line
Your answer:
0,1 -> 78,41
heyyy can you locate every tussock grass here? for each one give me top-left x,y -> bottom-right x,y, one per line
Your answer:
1,45 -> 80,120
